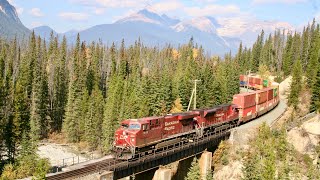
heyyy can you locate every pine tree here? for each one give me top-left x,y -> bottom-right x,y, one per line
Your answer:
306,25 -> 320,87
212,63 -> 228,105
310,64 -> 320,112
85,86 -> 104,149
30,35 -> 48,140
52,35 -> 68,132
282,33 -> 293,77
251,30 -> 264,71
288,59 -> 302,109
185,157 -> 201,180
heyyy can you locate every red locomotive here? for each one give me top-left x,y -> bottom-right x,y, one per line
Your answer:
112,76 -> 280,159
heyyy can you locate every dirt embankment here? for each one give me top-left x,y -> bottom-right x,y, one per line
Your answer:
287,115 -> 320,163
213,76 -> 293,179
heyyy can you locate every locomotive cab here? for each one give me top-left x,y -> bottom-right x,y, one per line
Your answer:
113,120 -> 142,159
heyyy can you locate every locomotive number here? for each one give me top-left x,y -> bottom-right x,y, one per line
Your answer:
164,126 -> 175,131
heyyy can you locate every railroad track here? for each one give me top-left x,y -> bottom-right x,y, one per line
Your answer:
47,125 -> 234,180
47,158 -> 122,180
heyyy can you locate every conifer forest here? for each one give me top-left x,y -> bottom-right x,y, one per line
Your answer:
1,18 -> 320,178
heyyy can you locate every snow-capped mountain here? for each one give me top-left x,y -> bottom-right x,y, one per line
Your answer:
29,8 -> 242,55
173,16 -> 220,34
0,0 -> 30,39
115,9 -> 181,27
62,9 -> 239,55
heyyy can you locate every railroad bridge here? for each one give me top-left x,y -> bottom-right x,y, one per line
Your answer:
47,125 -> 234,180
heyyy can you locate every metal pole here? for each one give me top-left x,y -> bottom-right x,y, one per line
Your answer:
193,80 -> 201,110
187,89 -> 194,111
194,81 -> 197,110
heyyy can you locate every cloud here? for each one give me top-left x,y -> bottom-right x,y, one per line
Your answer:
252,0 -> 307,5
94,8 -> 106,15
216,15 -> 294,46
184,4 -> 240,17
29,8 -> 44,17
58,12 -> 89,21
149,1 -> 183,13
31,21 -> 43,28
70,0 -> 148,8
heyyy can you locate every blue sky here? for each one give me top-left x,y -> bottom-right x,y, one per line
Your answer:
8,0 -> 320,33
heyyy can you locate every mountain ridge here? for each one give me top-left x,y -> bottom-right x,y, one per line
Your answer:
33,9 -> 239,55
0,0 -> 30,39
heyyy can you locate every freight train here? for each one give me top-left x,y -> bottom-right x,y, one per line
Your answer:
112,75 -> 280,159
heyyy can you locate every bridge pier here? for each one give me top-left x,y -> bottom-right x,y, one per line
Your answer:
153,168 -> 172,180
97,171 -> 114,180
199,151 -> 212,179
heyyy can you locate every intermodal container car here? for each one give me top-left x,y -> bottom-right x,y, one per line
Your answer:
240,105 -> 257,122
267,88 -> 273,101
263,79 -> 269,87
255,77 -> 263,85
233,92 -> 256,109
256,90 -> 268,104
240,75 -> 245,81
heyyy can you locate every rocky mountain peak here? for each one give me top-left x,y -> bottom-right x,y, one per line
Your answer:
0,0 -> 21,23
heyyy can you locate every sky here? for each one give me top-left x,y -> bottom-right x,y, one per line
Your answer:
8,0 -> 320,33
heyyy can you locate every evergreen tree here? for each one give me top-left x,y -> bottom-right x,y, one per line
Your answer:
306,25 -> 320,87
288,59 -> 303,109
85,86 -> 104,149
30,36 -> 48,140
185,157 -> 200,180
282,33 -> 293,77
310,65 -> 320,112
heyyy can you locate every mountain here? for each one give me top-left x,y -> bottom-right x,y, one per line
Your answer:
32,9 -> 240,55
115,9 -> 180,26
33,26 -> 57,40
65,9 -> 239,56
0,0 -> 30,39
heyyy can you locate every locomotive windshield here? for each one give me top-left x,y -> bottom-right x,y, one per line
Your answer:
121,123 -> 140,129
129,124 -> 140,129
121,123 -> 129,129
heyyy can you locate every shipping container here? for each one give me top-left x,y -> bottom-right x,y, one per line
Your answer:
256,90 -> 268,104
240,105 -> 257,122
255,77 -> 263,85
263,79 -> 269,87
240,75 -> 245,81
233,92 -> 256,109
249,77 -> 254,84
267,88 -> 273,100
273,87 -> 278,97
257,101 -> 268,116
254,84 -> 263,90
240,81 -> 247,86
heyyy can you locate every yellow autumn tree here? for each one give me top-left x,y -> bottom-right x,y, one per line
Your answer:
170,98 -> 183,113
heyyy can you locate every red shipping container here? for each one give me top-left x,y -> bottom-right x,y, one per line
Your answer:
255,78 -> 262,85
257,101 -> 268,116
233,92 -> 256,109
240,105 -> 257,122
256,90 -> 268,104
267,88 -> 273,101
249,77 -> 254,84
240,75 -> 245,81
